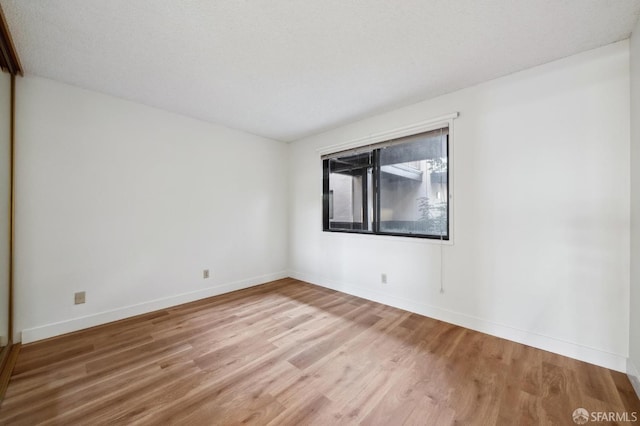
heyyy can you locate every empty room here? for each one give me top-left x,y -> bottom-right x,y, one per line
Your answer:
0,0 -> 639,424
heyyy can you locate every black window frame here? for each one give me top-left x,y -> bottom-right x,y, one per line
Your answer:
322,128 -> 449,241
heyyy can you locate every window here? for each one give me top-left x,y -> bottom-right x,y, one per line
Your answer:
323,126 -> 449,240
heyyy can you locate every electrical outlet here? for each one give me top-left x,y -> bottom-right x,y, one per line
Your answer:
203,269 -> 210,279
381,273 -> 387,284
74,291 -> 86,305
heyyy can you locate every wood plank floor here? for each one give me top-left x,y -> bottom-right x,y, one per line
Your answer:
0,278 -> 638,425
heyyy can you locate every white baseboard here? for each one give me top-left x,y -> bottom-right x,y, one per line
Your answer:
628,359 -> 640,400
289,270 -> 628,373
21,271 -> 288,344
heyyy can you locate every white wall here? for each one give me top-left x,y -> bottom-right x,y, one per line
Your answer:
629,17 -> 640,396
289,41 -> 631,371
14,76 -> 289,343
0,72 -> 10,347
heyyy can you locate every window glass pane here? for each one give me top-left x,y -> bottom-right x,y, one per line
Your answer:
379,132 -> 448,237
322,125 -> 450,239
328,152 -> 373,231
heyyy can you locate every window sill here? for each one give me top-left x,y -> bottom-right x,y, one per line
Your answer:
322,229 -> 454,246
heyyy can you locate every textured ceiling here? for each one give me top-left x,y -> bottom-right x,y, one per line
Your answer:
1,1 -> 640,142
